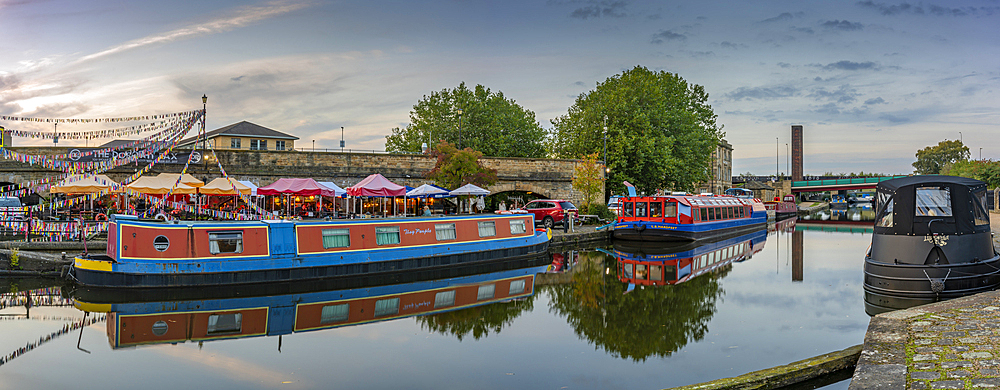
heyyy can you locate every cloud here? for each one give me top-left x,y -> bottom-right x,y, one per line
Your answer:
725,85 -> 800,101
878,113 -> 910,123
569,1 -> 627,19
719,41 -> 748,50
791,26 -> 814,34
856,1 -> 925,15
864,97 -> 886,105
76,1 -> 312,64
759,12 -> 804,23
821,60 -> 880,71
808,85 -> 860,104
854,1 -> 995,16
650,30 -> 686,44
821,20 -> 864,31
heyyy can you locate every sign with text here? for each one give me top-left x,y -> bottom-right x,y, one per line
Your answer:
66,148 -> 201,165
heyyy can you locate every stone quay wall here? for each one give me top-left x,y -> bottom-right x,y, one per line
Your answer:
0,147 -> 600,204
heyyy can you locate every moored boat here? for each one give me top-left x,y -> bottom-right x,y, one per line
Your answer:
764,194 -> 798,220
863,175 -> 1000,314
70,213 -> 550,288
612,187 -> 767,242
614,228 -> 768,286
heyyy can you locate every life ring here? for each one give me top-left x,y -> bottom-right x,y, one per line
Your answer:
155,213 -> 169,221
95,213 -> 108,221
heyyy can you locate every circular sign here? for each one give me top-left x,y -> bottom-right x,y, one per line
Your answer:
190,151 -> 202,164
153,235 -> 170,252
69,149 -> 82,161
152,321 -> 168,336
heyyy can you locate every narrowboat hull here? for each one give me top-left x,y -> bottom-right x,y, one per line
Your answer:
862,255 -> 1000,314
764,201 -> 797,219
612,214 -> 767,242
70,214 -> 550,288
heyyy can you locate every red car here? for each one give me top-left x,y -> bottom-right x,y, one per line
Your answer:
521,199 -> 579,228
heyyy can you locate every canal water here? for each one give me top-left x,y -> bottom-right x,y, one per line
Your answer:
0,216 -> 873,390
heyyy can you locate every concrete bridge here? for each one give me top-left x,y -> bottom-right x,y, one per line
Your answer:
0,148 -> 599,204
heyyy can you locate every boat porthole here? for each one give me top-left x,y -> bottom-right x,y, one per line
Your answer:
123,245 -> 128,251
133,233 -> 136,238
152,321 -> 168,336
153,235 -> 170,252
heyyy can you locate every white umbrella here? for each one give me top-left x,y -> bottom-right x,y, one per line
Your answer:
449,184 -> 490,196
407,184 -> 450,197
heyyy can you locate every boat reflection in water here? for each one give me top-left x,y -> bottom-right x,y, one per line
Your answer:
71,256 -> 550,349
614,228 -> 768,287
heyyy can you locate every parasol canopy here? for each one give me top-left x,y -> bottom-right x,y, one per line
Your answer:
316,181 -> 347,197
347,173 -> 406,197
50,174 -> 119,194
126,175 -> 198,195
258,178 -> 338,197
237,180 -> 259,196
155,173 -> 205,188
200,177 -> 252,195
449,183 -> 491,196
406,184 -> 451,198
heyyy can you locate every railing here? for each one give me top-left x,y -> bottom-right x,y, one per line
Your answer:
791,175 -> 908,188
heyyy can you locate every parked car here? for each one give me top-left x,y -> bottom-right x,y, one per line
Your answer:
607,196 -> 622,216
0,196 -> 23,222
521,199 -> 579,228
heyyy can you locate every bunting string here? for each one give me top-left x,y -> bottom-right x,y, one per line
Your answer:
0,110 -> 201,124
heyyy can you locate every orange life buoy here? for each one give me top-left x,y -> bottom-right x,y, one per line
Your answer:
95,213 -> 108,221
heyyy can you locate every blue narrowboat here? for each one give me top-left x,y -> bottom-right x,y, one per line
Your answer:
69,213 -> 550,288
612,192 -> 768,242
614,228 -> 768,286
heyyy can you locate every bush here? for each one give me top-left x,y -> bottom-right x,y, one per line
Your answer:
582,203 -> 615,223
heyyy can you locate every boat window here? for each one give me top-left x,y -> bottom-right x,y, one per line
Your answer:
649,202 -> 663,218
374,298 -> 400,317
708,207 -> 715,220
477,284 -> 495,301
434,291 -> 456,308
915,187 -> 952,217
623,202 -> 634,217
321,304 -> 350,324
635,264 -> 648,279
876,197 -> 894,228
322,228 -> 351,249
509,279 -> 526,295
665,203 -> 677,218
973,189 -> 990,226
435,223 -> 457,241
209,231 -> 243,254
635,202 -> 648,217
715,207 -> 722,220
701,208 -> 708,221
207,313 -> 242,334
509,219 -> 527,235
623,263 -> 633,278
650,265 -> 663,281
375,226 -> 401,245
478,221 -> 497,237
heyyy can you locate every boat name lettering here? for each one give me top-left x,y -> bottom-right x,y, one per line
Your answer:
923,235 -> 949,246
403,228 -> 432,235
403,301 -> 432,311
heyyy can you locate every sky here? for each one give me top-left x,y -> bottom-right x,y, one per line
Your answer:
1,0 -> 998,176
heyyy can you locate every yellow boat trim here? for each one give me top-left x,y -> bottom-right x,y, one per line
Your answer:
73,301 -> 112,313
75,256 -> 113,272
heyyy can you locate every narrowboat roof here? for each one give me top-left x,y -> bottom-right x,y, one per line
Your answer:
874,175 -> 990,236
876,175 -> 986,194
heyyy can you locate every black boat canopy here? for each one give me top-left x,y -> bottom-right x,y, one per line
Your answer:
874,175 -> 989,236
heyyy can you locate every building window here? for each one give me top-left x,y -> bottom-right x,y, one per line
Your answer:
209,231 -> 243,254
435,223 -> 456,241
231,138 -> 241,149
509,279 -> 525,295
509,219 -> 526,235
250,139 -> 268,150
275,140 -> 286,151
322,228 -> 350,248
477,284 -> 495,301
478,221 -> 496,237
374,298 -> 399,317
207,313 -> 242,334
376,226 -> 400,245
434,291 -> 455,308
320,304 -> 349,324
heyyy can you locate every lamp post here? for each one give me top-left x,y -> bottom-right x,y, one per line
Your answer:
457,108 -> 464,149
312,140 -> 315,152
340,127 -> 345,152
959,132 -> 963,144
980,147 -> 983,161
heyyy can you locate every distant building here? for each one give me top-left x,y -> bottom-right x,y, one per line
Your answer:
0,127 -> 10,148
696,139 -> 733,195
177,121 -> 298,151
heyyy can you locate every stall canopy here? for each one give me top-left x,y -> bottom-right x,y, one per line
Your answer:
237,180 -> 259,196
155,173 -> 205,188
316,181 -> 347,197
406,184 -> 451,198
258,178 -> 338,197
50,174 -> 119,194
200,178 -> 252,195
450,183 -> 491,196
347,173 -> 406,197
126,175 -> 198,194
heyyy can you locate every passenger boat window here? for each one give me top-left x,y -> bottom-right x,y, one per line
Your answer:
207,313 -> 242,334
915,187 -> 952,217
650,265 -> 663,281
374,298 -> 400,317
376,226 -> 401,245
623,202 -> 634,217
209,231 -> 243,254
478,221 -> 497,237
321,304 -> 350,324
322,228 -> 350,249
509,279 -> 526,295
435,223 -> 457,241
701,208 -> 708,221
477,284 -> 496,301
635,202 -> 648,217
876,197 -> 894,228
623,263 -> 633,278
665,203 -> 677,218
434,291 -> 456,308
509,219 -> 527,235
693,209 -> 700,222
715,207 -> 722,220
650,202 -> 663,218
708,207 -> 715,220
973,190 -> 990,226
635,264 -> 648,279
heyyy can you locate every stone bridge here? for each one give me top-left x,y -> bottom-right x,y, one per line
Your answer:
0,148 -> 601,204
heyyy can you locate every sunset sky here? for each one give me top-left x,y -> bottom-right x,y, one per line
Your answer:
1,0 -> 998,175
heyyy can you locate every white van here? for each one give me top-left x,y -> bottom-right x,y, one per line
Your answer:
0,197 -> 24,221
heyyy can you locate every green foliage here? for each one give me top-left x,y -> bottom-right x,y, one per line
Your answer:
582,203 -> 615,222
8,248 -> 19,270
425,141 -> 498,190
573,152 -> 605,208
385,82 -> 547,158
942,159 -> 1000,188
550,66 -> 723,195
417,294 -> 536,341
913,139 -> 969,174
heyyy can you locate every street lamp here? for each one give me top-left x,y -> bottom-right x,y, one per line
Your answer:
340,127 -> 345,152
959,132 -> 963,143
457,108 -> 464,149
312,140 -> 315,152
980,147 -> 983,160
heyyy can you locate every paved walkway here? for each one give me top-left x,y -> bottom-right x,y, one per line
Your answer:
850,212 -> 1000,390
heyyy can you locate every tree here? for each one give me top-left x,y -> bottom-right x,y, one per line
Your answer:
550,66 -> 723,195
913,139 -> 969,174
425,141 -> 498,190
572,152 -> 605,208
942,159 -> 1000,188
385,82 -> 547,158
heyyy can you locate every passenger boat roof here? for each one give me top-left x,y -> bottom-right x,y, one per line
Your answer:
876,175 -> 986,194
